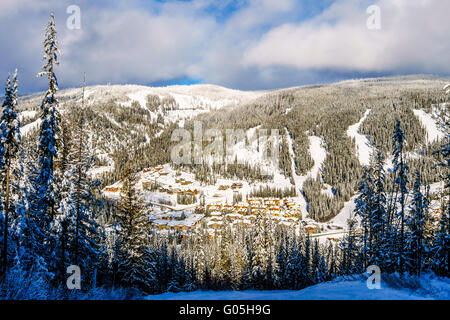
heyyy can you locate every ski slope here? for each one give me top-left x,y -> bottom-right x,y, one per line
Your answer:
330,195 -> 357,227
20,118 -> 41,136
444,83 -> 450,94
285,128 -> 327,214
347,109 -> 373,166
413,109 -> 446,144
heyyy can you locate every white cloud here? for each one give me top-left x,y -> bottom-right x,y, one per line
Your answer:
244,0 -> 450,74
60,7 -> 216,85
0,0 -> 448,92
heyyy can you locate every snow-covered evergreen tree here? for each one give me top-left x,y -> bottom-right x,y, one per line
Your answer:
391,120 -> 409,275
251,213 -> 267,289
0,74 -> 12,276
155,239 -> 170,292
0,74 -> 12,275
354,166 -> 374,268
54,77 -> 104,286
214,225 -> 232,288
276,231 -> 287,287
193,230 -> 207,286
167,249 -> 185,293
340,217 -> 361,275
182,255 -> 197,292
229,235 -> 248,290
431,112 -> 449,277
317,256 -> 328,283
325,242 -> 337,280
283,232 -> 298,289
371,149 -> 388,268
26,14 -> 62,282
70,77 -> 104,277
0,70 -> 29,276
301,234 -> 312,287
406,171 -> 431,276
35,12 -> 62,222
431,204 -> 449,277
116,168 -> 154,292
265,217 -> 278,289
311,239 -> 322,284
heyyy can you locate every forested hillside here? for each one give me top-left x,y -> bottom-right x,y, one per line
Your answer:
0,14 -> 448,300
17,75 -> 448,222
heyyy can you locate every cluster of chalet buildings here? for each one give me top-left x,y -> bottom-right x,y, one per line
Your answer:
217,182 -> 244,190
204,198 -> 304,232
142,167 -> 201,196
150,214 -> 201,232
148,197 -> 314,238
103,165 -> 324,238
208,198 -> 301,218
153,186 -> 199,196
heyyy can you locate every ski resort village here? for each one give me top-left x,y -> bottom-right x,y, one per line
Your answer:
102,164 -> 323,239
98,89 -> 448,243
1,3 -> 449,302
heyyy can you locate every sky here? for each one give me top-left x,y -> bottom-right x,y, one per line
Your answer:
0,0 -> 449,93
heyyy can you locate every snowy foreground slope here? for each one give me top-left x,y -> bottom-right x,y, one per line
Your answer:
146,275 -> 450,300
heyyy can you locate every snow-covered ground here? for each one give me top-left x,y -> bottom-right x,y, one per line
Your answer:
307,136 -> 327,179
308,195 -> 359,244
103,127 -> 342,237
347,109 -> 373,166
285,128 -> 327,215
80,84 -> 263,112
146,274 -> 450,300
19,110 -> 38,120
330,196 -> 357,227
18,83 -> 265,177
219,125 -> 283,177
429,181 -> 446,194
413,109 -> 446,144
324,180 -> 446,238
88,165 -> 113,177
20,118 -> 41,136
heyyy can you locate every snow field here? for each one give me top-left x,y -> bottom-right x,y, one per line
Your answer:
413,109 -> 446,144
146,274 -> 450,300
347,109 -> 373,167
